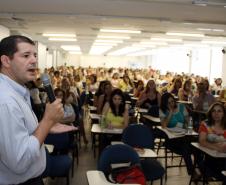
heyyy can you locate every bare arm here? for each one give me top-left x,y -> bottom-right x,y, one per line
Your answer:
161,111 -> 173,128
157,92 -> 161,107
97,95 -> 104,114
102,102 -> 110,116
136,92 -> 147,107
123,104 -> 129,128
199,132 -> 226,153
178,88 -> 184,100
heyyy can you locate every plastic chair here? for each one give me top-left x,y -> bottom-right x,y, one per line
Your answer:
45,132 -> 78,177
42,149 -> 72,185
98,144 -> 141,177
122,124 -> 165,185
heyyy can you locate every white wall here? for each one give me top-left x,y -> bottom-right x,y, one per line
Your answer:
65,55 -> 148,68
37,42 -> 47,71
40,46 -> 226,86
0,25 -> 10,40
151,47 -> 190,74
222,48 -> 226,87
46,52 -> 53,69
56,51 -> 67,67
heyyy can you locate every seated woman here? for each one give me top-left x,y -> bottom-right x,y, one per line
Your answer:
54,88 -> 88,145
136,79 -> 161,109
118,75 -> 134,93
178,79 -> 193,101
198,102 -> 226,178
102,88 -> 129,129
99,88 -> 129,153
97,81 -> 113,114
133,80 -> 144,98
159,93 -> 193,175
93,80 -> 107,107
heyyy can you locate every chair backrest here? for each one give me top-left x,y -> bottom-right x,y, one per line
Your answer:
45,133 -> 70,150
148,105 -> 159,117
122,124 -> 154,149
97,144 -> 140,175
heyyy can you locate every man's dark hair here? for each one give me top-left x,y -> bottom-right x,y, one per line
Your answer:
0,35 -> 35,67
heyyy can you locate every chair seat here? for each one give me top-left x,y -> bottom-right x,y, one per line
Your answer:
43,154 -> 72,177
140,159 -> 165,181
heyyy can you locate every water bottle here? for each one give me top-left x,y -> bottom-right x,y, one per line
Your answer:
187,117 -> 193,134
100,115 -> 106,129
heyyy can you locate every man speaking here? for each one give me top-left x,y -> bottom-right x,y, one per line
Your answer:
0,35 -> 64,185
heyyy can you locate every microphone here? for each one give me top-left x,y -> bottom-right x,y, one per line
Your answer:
41,74 -> 56,103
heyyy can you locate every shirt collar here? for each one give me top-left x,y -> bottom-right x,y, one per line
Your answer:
0,73 -> 31,105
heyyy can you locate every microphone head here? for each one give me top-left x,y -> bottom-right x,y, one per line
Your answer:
41,73 -> 51,86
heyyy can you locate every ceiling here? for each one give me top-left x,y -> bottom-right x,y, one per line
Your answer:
0,0 -> 226,55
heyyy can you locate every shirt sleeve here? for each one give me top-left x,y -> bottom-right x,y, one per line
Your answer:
0,102 -> 41,174
198,121 -> 208,134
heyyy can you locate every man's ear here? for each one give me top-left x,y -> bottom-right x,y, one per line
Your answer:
0,55 -> 11,68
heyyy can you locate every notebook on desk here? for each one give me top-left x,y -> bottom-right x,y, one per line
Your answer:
167,127 -> 186,134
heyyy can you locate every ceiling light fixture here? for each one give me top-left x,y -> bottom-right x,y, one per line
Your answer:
140,41 -> 168,46
201,40 -> 226,45
132,44 -> 155,48
151,38 -> 183,42
97,35 -> 130,39
192,0 -> 207,6
212,29 -> 224,32
93,43 -> 118,46
95,39 -> 123,43
166,32 -> 205,37
197,28 -> 224,32
197,28 -> 212,31
49,38 -> 77,41
43,33 -> 76,37
100,29 -> 141,34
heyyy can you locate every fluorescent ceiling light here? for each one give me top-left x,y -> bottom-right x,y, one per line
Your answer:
151,38 -> 183,42
197,28 -> 224,32
166,32 -> 205,37
193,3 -> 207,6
89,46 -> 112,55
49,38 -> 77,41
184,43 -> 209,48
97,35 -> 130,39
202,41 -> 226,45
100,29 -> 141,34
61,45 -> 80,51
132,44 -> 155,48
192,0 -> 207,6
108,47 -> 145,56
43,33 -> 76,37
69,51 -> 82,54
95,39 -> 123,43
140,41 -> 168,45
93,43 -> 118,46
197,28 -> 212,31
212,29 -> 224,32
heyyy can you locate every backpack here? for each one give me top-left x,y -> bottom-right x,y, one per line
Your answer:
109,164 -> 146,185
